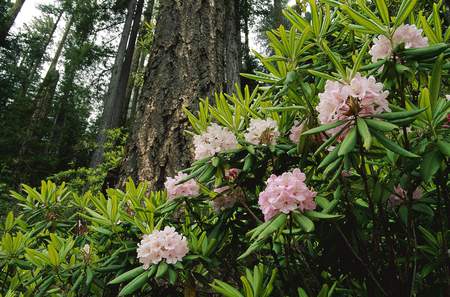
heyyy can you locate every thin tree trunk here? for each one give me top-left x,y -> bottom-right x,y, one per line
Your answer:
19,15 -> 73,157
273,0 -> 282,28
90,0 -> 139,167
120,0 -> 240,189
0,0 -> 26,45
224,0 -> 241,92
20,10 -> 63,98
117,0 -> 145,124
125,0 -> 156,124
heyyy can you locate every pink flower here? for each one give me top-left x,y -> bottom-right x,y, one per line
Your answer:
370,24 -> 428,62
225,168 -> 240,181
244,118 -> 280,145
316,74 -> 390,137
393,24 -> 428,49
289,121 -> 305,143
369,35 -> 392,62
164,172 -> 200,200
258,168 -> 317,221
389,185 -> 422,207
193,123 -> 238,160
137,226 -> 189,268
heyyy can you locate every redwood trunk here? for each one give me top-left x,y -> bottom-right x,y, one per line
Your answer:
120,0 -> 240,188
0,0 -> 26,45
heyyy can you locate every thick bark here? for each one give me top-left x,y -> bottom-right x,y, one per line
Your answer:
91,0 -> 143,167
0,0 -> 26,45
120,0 -> 240,189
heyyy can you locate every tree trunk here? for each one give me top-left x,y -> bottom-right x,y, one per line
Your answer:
20,10 -> 63,98
120,0 -> 241,189
224,0 -> 241,92
125,0 -> 156,125
0,0 -> 26,45
19,15 -> 73,157
90,0 -> 142,167
273,0 -> 282,28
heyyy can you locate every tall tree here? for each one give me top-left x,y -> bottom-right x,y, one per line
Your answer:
90,0 -> 144,167
120,0 -> 241,188
0,0 -> 25,45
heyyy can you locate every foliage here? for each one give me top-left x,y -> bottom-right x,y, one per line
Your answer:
1,0 -> 450,296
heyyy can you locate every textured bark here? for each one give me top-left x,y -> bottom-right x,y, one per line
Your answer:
0,0 -> 25,45
120,0 -> 240,189
90,0 -> 141,167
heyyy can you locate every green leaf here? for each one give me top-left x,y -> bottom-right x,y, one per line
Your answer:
395,0 -> 418,26
118,271 -> 150,296
156,261 -> 169,278
437,140 -> 450,156
303,120 -> 346,135
109,267 -> 146,285
210,280 -> 244,297
365,118 -> 399,131
318,144 -> 340,169
357,119 -> 372,150
375,0 -> 390,24
412,203 -> 434,217
338,127 -> 356,156
419,88 -> 432,121
320,41 -> 346,77
429,54 -> 443,107
371,130 -> 419,158
293,212 -> 315,232
304,211 -> 343,220
340,4 -> 386,34
421,150 -> 441,182
256,213 -> 287,241
375,108 -> 426,120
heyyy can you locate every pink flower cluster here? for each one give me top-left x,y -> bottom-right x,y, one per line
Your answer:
193,123 -> 239,160
370,24 -> 428,62
258,168 -> 316,221
289,121 -> 305,143
164,172 -> 200,200
316,74 -> 390,136
211,186 -> 242,212
244,118 -> 280,145
137,226 -> 189,268
389,185 -> 422,207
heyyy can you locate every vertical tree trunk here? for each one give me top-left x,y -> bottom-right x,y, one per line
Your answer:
0,0 -> 26,45
19,15 -> 73,158
125,0 -> 156,125
90,0 -> 143,167
224,0 -> 241,92
20,10 -> 63,98
120,0 -> 240,189
273,0 -> 283,28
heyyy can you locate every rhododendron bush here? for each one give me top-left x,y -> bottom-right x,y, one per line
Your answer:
1,1 -> 450,296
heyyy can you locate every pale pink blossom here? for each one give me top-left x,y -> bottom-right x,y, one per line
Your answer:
137,226 -> 189,268
164,172 -> 200,200
389,185 -> 422,207
316,74 -> 390,136
258,168 -> 316,221
370,24 -> 428,62
193,123 -> 239,160
244,118 -> 280,145
393,24 -> 428,49
369,35 -> 393,62
446,95 -> 450,101
289,121 -> 305,143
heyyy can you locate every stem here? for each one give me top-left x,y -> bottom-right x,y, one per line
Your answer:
335,225 -> 388,296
